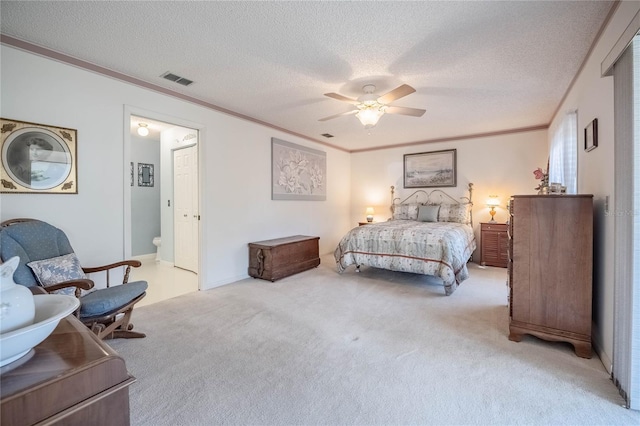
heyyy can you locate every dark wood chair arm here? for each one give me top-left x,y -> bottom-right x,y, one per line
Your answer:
82,260 -> 141,286
82,260 -> 141,274
41,278 -> 95,304
43,278 -> 95,293
29,286 -> 48,295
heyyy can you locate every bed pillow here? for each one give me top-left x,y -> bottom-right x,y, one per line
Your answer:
27,253 -> 88,296
438,203 -> 472,224
392,203 -> 420,220
417,204 -> 440,222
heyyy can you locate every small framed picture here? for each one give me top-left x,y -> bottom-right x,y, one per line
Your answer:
584,118 -> 598,152
138,163 -> 154,187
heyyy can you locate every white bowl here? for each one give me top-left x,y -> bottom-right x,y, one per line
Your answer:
0,294 -> 80,367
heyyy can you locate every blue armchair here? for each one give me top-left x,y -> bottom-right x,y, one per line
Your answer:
0,218 -> 147,339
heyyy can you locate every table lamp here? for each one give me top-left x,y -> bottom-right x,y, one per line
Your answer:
486,196 -> 500,223
365,207 -> 375,222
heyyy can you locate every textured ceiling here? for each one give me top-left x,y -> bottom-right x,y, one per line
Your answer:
0,1 -> 614,152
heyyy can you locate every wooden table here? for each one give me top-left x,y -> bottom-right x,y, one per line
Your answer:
1,313 -> 135,425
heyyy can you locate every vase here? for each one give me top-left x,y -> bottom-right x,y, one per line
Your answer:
0,256 -> 35,334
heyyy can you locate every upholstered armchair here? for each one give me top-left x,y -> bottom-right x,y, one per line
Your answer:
0,218 -> 147,339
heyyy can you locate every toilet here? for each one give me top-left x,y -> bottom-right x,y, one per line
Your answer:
152,237 -> 161,262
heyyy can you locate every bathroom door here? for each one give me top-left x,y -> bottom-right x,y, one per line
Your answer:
173,145 -> 198,273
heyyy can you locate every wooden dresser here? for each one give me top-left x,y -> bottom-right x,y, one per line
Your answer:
480,222 -> 508,267
507,194 -> 593,358
1,314 -> 135,425
248,235 -> 320,281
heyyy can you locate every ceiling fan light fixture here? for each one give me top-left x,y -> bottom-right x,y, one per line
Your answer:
356,106 -> 385,128
137,123 -> 149,136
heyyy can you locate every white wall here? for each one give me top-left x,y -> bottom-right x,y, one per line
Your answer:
350,130 -> 549,260
0,46 -> 351,289
546,0 -> 640,372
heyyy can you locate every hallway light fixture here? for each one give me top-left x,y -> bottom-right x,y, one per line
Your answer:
137,123 -> 149,137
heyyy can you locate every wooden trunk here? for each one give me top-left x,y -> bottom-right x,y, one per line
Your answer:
508,195 -> 593,358
248,235 -> 320,281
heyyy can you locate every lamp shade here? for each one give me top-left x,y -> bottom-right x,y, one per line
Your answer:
365,207 -> 375,222
486,195 -> 500,207
356,107 -> 384,128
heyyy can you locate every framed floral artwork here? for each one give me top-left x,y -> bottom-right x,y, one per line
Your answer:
1,118 -> 77,193
271,138 -> 326,201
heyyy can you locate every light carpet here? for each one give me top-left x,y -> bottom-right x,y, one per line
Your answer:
108,255 -> 639,425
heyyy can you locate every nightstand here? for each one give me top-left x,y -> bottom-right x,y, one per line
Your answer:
358,221 -> 377,226
480,222 -> 508,267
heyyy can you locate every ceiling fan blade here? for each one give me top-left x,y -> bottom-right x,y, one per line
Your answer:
318,109 -> 358,121
377,84 -> 416,104
385,106 -> 426,117
324,93 -> 359,105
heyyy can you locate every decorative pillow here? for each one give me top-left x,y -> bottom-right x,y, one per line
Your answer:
417,204 -> 440,222
438,203 -> 472,224
392,203 -> 420,220
27,253 -> 88,296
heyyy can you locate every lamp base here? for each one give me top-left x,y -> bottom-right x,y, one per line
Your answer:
366,216 -> 373,223
488,208 -> 497,223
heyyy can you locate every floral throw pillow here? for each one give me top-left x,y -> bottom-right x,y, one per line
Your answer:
27,253 -> 88,296
392,203 -> 420,220
438,203 -> 472,224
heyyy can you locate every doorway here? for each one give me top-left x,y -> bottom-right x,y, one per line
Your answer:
126,110 -> 202,304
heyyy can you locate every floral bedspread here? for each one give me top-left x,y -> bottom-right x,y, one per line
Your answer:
334,220 -> 476,295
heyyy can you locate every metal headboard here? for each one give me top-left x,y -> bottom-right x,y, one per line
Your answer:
390,182 -> 474,226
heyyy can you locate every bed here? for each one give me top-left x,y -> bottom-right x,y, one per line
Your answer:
334,184 -> 476,295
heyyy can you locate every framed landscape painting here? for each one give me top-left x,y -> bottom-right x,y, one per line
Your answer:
404,149 -> 457,188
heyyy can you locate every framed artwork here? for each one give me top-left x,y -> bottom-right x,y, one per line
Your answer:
138,163 -> 154,187
271,137 -> 326,201
404,149 -> 457,188
585,118 -> 598,152
1,118 -> 77,193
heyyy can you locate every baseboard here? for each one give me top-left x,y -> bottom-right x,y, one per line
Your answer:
132,254 -> 155,262
203,273 -> 250,289
592,331 -> 613,374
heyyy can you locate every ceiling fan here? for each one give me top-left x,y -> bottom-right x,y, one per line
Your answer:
319,84 -> 426,128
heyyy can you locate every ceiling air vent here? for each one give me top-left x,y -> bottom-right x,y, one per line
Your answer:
321,133 -> 334,138
161,71 -> 194,86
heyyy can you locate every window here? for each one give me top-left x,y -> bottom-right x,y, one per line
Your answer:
549,111 -> 578,194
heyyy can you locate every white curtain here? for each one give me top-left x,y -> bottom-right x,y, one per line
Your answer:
613,36 -> 639,411
549,111 -> 578,194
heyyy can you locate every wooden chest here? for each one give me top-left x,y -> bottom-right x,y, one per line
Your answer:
248,235 -> 320,281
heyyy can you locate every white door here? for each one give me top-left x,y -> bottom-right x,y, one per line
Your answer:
173,145 -> 198,273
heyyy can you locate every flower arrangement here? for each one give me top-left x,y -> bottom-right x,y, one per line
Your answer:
533,167 -> 549,192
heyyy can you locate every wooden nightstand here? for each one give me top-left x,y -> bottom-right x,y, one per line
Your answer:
358,221 -> 377,226
480,222 -> 508,268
